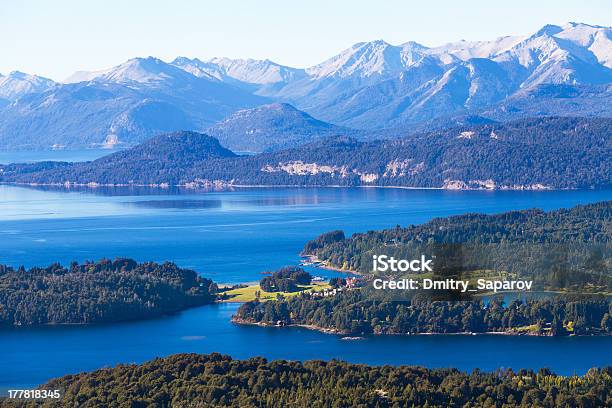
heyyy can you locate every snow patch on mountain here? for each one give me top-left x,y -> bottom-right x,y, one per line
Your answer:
172,57 -> 306,85
306,40 -> 429,80
0,71 -> 56,100
429,35 -> 525,60
64,57 -> 205,86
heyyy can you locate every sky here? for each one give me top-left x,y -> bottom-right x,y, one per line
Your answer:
1,0 -> 611,81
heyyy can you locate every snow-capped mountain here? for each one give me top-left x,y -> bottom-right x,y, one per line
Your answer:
305,40 -> 428,80
0,22 -> 610,149
0,71 -> 56,101
271,22 -> 612,127
426,22 -> 611,67
558,22 -> 612,67
65,57 -> 218,86
426,36 -> 524,61
487,24 -> 611,87
0,58 -> 267,149
172,57 -> 307,87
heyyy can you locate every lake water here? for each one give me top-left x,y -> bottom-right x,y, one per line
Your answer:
0,149 -> 115,164
2,185 -> 610,283
4,303 -> 611,390
0,185 -> 611,388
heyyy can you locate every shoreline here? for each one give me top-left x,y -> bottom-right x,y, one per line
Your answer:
301,254 -> 362,275
2,300 -> 217,328
0,181 -> 577,192
231,317 -> 609,338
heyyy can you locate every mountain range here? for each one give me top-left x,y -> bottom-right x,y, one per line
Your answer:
0,22 -> 610,150
2,117 -> 609,190
0,58 -> 266,150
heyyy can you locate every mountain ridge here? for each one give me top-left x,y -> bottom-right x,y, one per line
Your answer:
0,22 -> 610,149
0,71 -> 56,101
2,116 -> 609,191
0,58 -> 267,150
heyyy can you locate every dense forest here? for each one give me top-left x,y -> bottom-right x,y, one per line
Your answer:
1,117 -> 610,190
235,291 -> 612,336
303,201 -> 612,290
0,258 -> 217,325
8,353 -> 609,407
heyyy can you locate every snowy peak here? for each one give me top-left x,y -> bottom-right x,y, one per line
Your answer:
534,24 -> 564,37
172,57 -> 306,85
558,22 -> 609,46
496,23 -> 610,66
209,57 -> 306,84
169,57 -> 221,80
556,22 -> 612,68
488,23 -> 612,85
494,32 -> 567,69
0,71 -> 56,100
428,35 -> 525,61
306,40 -> 428,79
64,57 -> 203,86
93,57 -> 197,85
423,23 -> 612,73
63,70 -> 104,83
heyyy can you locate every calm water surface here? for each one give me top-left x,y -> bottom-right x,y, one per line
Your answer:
1,185 -> 610,283
3,303 -> 611,389
0,185 -> 610,388
0,149 -> 116,164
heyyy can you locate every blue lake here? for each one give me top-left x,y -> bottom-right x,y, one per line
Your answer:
2,185 -> 610,283
3,303 -> 611,389
0,185 -> 611,388
0,149 -> 116,164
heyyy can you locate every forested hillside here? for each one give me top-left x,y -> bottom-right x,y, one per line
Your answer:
304,201 -> 612,287
236,292 -> 612,336
205,103 -> 359,152
2,117 -> 610,190
11,353 -> 610,407
0,258 -> 217,325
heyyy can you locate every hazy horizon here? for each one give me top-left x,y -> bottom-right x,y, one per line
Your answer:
2,0 -> 611,81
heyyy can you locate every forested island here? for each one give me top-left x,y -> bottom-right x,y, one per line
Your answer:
1,117 -> 610,190
9,353 -> 609,407
0,258 -> 217,325
235,291 -> 612,336
303,201 -> 612,291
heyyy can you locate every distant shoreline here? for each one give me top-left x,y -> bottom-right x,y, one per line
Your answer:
1,181 -> 574,192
